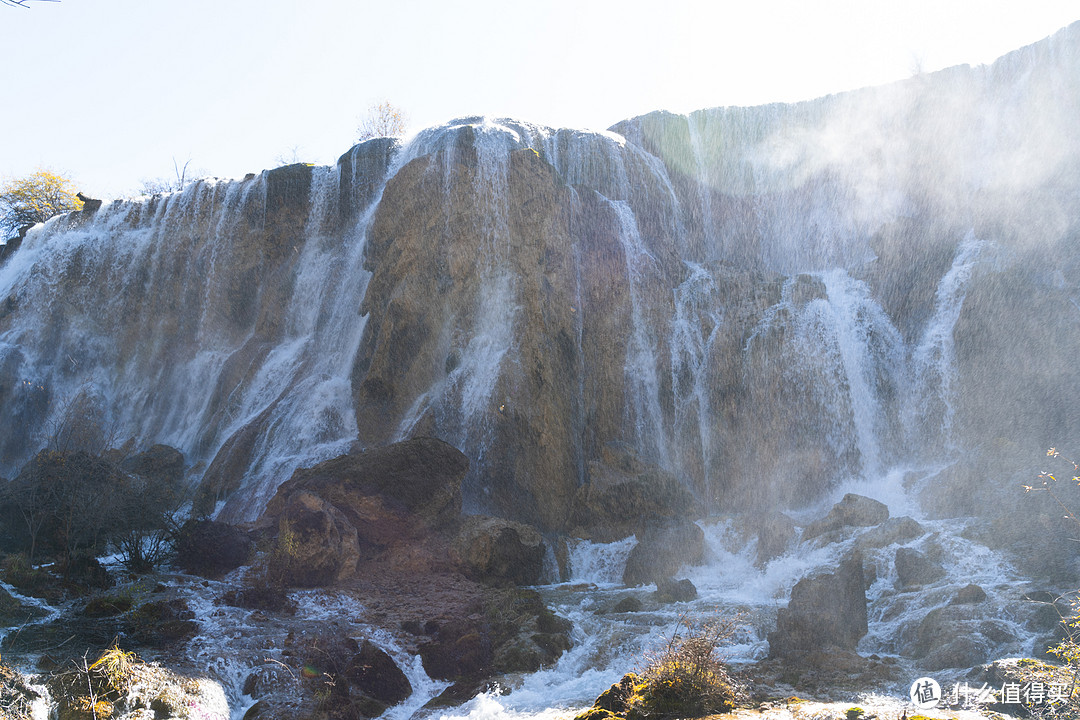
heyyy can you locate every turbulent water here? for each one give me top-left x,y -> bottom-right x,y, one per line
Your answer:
2,19 -> 1080,720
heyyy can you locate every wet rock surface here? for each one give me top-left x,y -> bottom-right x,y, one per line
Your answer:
622,519 -> 705,586
174,520 -> 253,579
570,443 -> 698,542
768,552 -> 868,658
452,514 -> 546,586
0,660 -> 41,717
907,604 -> 1018,670
267,490 -> 363,586
895,546 -> 947,588
654,577 -> 698,603
756,511 -> 797,567
853,516 -> 925,550
802,494 -> 890,543
263,437 -> 468,540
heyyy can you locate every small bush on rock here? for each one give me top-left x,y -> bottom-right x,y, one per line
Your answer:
2,553 -> 49,590
638,615 -> 742,718
574,614 -> 744,720
51,645 -> 140,720
88,645 -> 138,694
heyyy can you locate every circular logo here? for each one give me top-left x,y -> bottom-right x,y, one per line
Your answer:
910,677 -> 942,709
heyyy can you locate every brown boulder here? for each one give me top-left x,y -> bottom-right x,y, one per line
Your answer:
418,619 -> 493,680
258,438 -> 471,584
894,547 -> 946,588
174,519 -> 253,579
572,451 -> 697,542
853,516 -> 925,550
802,494 -> 889,542
119,444 -> 185,486
268,491 -> 361,587
768,551 -> 868,658
453,515 -> 546,586
348,639 -> 412,706
950,583 -> 988,605
907,605 -> 1016,670
756,511 -> 797,567
264,437 -> 468,550
622,520 -> 705,586
418,588 -> 573,682
285,627 -> 411,716
654,577 -> 698,603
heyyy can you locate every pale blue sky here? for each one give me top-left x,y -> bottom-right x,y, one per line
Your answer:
2,0 -> 1078,198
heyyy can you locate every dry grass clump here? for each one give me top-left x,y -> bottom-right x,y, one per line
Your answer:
51,644 -> 141,719
637,615 -> 743,718
575,613 -> 745,720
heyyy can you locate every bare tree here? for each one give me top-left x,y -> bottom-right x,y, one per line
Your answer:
1,0 -> 60,7
138,157 -> 201,196
274,144 -> 306,166
357,101 -> 408,142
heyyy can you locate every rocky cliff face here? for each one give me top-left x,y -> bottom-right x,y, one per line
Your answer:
2,24 -> 1080,533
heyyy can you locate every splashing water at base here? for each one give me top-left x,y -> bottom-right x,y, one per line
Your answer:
419,462 -> 1053,720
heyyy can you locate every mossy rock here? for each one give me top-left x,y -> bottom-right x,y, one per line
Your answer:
532,632 -> 572,656
128,599 -> 198,646
612,596 -> 643,613
537,607 -> 573,634
574,673 -> 642,720
82,594 -> 134,618
575,708 -> 619,720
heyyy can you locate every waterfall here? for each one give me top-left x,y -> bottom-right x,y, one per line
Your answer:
687,113 -> 718,251
4,22 -> 1080,719
0,176 -> 271,474
743,269 -> 908,491
810,269 -> 906,478
216,165 -> 375,518
608,199 -> 672,470
670,262 -> 723,499
904,231 -> 985,455
1,20 -> 1078,526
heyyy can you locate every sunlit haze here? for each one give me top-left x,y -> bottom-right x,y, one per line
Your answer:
1,0 -> 1078,198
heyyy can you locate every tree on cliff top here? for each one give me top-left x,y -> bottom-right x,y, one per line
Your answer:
357,101 -> 408,142
0,170 -> 83,239
137,157 -> 203,196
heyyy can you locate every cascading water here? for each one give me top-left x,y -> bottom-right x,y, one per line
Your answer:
4,22 -> 1080,718
803,269 -> 907,479
903,232 -> 985,456
670,262 -> 724,499
389,120 -> 525,474
608,199 -> 672,470
210,164 -> 374,518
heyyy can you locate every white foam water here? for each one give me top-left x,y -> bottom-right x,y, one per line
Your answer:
416,451 -> 1050,720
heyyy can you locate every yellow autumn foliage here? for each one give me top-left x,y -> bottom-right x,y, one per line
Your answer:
0,170 -> 83,237
357,101 -> 408,142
